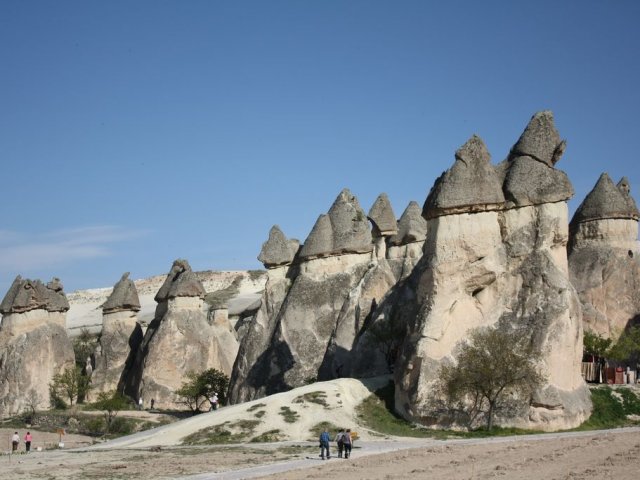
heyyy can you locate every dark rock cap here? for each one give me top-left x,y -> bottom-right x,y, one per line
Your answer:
388,201 -> 428,246
0,276 -> 70,314
617,177 -> 640,219
368,193 -> 398,237
103,272 -> 141,313
571,173 -> 639,225
502,155 -> 574,207
510,111 -> 566,167
257,225 -> 300,268
299,189 -> 373,260
154,259 -> 206,302
423,135 -> 506,219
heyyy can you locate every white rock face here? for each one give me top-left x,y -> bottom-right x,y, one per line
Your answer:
395,202 -> 591,431
569,218 -> 640,339
0,309 -> 75,417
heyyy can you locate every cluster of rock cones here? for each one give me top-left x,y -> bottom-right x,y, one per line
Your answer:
1,111 -> 638,432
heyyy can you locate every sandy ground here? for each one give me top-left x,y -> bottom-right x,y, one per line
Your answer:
3,378 -> 640,479
3,428 -> 640,480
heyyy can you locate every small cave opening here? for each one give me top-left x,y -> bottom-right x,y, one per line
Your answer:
472,287 -> 484,298
629,250 -> 634,259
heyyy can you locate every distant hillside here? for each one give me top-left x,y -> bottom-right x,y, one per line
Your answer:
66,270 -> 266,336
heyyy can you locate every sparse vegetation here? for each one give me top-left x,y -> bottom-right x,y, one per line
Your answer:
308,421 -> 342,440
247,270 -> 266,281
49,366 -> 92,407
293,391 -> 329,407
182,419 -> 261,445
253,410 -> 266,419
246,403 -> 266,412
175,369 -> 229,413
278,406 -> 299,423
436,327 -> 543,430
91,391 -> 130,433
574,386 -> 640,431
205,278 -> 242,309
250,429 -> 284,442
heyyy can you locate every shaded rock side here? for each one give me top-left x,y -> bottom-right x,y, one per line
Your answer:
299,189 -> 373,260
90,310 -> 143,396
257,225 -> 300,268
387,201 -> 428,281
423,135 -> 506,219
0,310 -> 75,418
102,272 -> 141,313
227,265 -> 296,404
569,176 -> 640,339
395,202 -> 591,431
228,247 -> 402,402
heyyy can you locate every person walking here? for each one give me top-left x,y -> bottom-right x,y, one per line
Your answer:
11,431 -> 19,452
335,429 -> 345,458
138,397 -> 143,411
319,428 -> 331,460
24,431 -> 32,453
343,429 -> 352,459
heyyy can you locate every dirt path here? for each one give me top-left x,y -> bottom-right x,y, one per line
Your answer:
3,427 -> 640,480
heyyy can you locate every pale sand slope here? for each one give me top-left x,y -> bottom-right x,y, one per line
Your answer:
92,376 -> 391,449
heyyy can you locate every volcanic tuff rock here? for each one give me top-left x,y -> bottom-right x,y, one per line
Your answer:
298,189 -> 372,260
229,190 -> 399,402
423,135 -> 506,219
387,201 -> 428,281
124,260 -> 239,408
257,225 -> 300,268
394,112 -> 591,431
0,277 -> 75,418
568,174 -> 640,339
509,110 -> 566,167
368,193 -> 398,236
91,273 -> 143,395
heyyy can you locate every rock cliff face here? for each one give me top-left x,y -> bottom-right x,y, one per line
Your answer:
90,272 -> 143,395
394,112 -> 591,431
0,277 -> 75,418
124,260 -> 239,408
229,189 -> 402,403
568,174 -> 640,339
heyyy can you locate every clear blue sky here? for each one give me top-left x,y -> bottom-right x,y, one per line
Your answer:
1,1 -> 639,293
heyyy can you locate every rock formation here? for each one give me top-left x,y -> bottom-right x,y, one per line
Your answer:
394,111 -> 591,431
568,173 -> 640,339
386,201 -> 428,281
0,277 -> 75,418
124,260 -> 239,408
257,225 -> 300,267
229,189 -> 398,402
90,272 -> 143,395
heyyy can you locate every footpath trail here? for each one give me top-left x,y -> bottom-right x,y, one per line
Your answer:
178,426 -> 640,480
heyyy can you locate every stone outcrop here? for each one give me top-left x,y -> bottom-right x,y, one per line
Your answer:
91,273 -> 143,395
394,114 -> 591,431
423,135 -> 505,219
298,189 -> 373,260
0,277 -> 75,418
124,260 -> 239,408
387,201 -> 428,280
568,174 -> 640,339
229,190 -> 398,402
257,226 -> 300,267
368,193 -> 398,237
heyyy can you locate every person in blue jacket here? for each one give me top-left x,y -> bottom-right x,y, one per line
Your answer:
319,428 -> 331,460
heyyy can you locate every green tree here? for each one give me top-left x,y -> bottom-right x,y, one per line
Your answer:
175,369 -> 230,414
436,328 -> 543,430
583,330 -> 612,358
608,325 -> 640,363
366,318 -> 404,369
93,391 -> 130,433
50,366 -> 91,407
